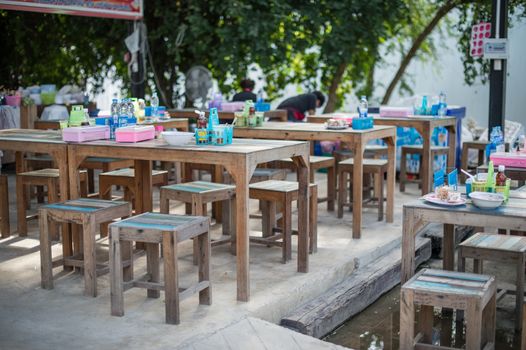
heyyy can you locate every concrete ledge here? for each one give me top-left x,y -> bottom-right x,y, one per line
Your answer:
280,237 -> 431,338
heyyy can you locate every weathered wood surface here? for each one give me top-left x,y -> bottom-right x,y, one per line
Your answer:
309,114 -> 456,195
0,175 -> 9,237
401,197 -> 526,285
281,237 -> 432,339
168,108 -> 288,122
235,122 -> 396,239
67,137 -> 310,302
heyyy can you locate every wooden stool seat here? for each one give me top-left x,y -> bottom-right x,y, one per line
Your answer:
80,157 -> 134,195
160,181 -> 236,257
275,155 -> 335,211
0,175 -> 9,238
109,212 -> 211,324
338,158 -> 388,220
399,145 -> 449,192
400,268 -> 496,350
251,168 -> 288,183
458,232 -> 526,330
39,198 -> 131,297
17,168 -> 88,236
249,180 -> 318,263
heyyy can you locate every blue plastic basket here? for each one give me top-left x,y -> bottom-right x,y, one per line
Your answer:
352,116 -> 374,130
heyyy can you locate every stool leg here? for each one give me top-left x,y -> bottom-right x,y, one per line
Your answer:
16,177 -> 27,236
39,208 -> 53,290
399,150 -> 407,192
337,170 -> 346,218
160,190 -> 169,214
465,301 -> 483,350
198,229 -> 211,305
283,194 -> 292,263
191,195 -> 204,265
309,186 -> 318,254
110,226 -> 124,317
399,289 -> 415,349
378,171 -> 384,221
87,169 -> 95,194
473,259 -> 483,274
163,232 -> 180,325
48,179 -> 59,241
482,292 -> 496,348
419,305 -> 434,343
456,248 -> 466,322
83,215 -> 97,297
146,243 -> 160,299
327,165 -> 335,212
222,199 -> 231,236
99,179 -> 112,237
516,254 -> 525,331
230,196 -> 237,256
261,201 -> 276,239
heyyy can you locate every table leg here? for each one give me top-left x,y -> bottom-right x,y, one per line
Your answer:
134,160 -> 152,213
352,141 -> 364,238
293,153 -> 309,273
443,224 -> 455,271
83,215 -> 97,297
386,135 -> 396,223
401,207 -> 417,285
447,125 -> 457,170
421,128 -> 432,196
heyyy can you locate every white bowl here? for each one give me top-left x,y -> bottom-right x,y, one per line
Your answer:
469,191 -> 505,209
161,131 -> 194,146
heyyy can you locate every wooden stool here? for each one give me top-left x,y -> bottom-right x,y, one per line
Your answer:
80,157 -> 134,195
0,175 -> 9,238
248,180 -> 318,263
274,155 -> 335,211
399,145 -> 449,192
109,212 -> 211,324
458,232 -> 526,330
160,181 -> 236,257
460,141 -> 489,182
99,168 -> 169,208
39,198 -> 131,297
24,154 -> 55,204
400,268 -> 496,350
337,158 -> 388,221
224,167 -> 287,185
16,168 -> 88,236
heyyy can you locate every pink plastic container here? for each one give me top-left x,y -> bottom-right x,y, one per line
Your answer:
379,106 -> 412,118
490,152 -> 526,168
62,126 -> 110,142
5,95 -> 21,107
115,125 -> 155,143
221,102 -> 245,112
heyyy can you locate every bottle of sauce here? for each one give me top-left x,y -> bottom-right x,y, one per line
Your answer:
496,165 -> 507,186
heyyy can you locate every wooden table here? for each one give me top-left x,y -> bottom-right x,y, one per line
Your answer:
34,118 -> 189,132
0,129 -> 70,241
67,138 -> 310,302
169,109 -> 288,122
234,122 -> 397,238
308,114 -> 457,195
401,197 -> 526,285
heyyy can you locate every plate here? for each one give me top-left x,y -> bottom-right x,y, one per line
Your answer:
325,124 -> 348,130
423,193 -> 467,206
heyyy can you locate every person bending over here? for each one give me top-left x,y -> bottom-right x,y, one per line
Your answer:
277,91 -> 325,122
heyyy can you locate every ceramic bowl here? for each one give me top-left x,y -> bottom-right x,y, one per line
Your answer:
469,191 -> 505,209
161,131 -> 193,145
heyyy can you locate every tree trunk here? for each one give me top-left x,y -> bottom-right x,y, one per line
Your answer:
323,62 -> 348,113
381,0 -> 467,105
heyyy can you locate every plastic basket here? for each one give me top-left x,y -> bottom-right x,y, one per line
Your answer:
195,128 -> 209,145
41,92 -> 56,105
211,125 -> 233,145
471,180 -> 493,193
352,116 -> 374,130
495,178 -> 511,201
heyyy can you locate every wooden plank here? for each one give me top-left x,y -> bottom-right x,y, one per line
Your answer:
110,226 -> 124,316
0,175 -> 10,238
162,231 -> 180,324
82,215 -> 97,297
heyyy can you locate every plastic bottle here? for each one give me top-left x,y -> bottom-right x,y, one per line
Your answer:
110,98 -> 119,139
421,95 -> 428,115
118,98 -> 128,128
519,135 -> 525,152
495,126 -> 505,153
127,99 -> 136,125
358,96 -> 368,118
496,165 -> 507,186
151,93 -> 159,117
438,91 -> 447,117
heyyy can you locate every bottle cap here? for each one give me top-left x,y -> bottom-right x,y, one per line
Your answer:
498,165 -> 505,172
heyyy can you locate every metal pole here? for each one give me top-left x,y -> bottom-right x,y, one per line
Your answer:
488,0 -> 507,138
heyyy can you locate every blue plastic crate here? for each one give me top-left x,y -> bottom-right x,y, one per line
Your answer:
352,116 -> 374,130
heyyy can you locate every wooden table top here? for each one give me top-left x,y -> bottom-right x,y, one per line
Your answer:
308,113 -> 457,126
0,129 -> 64,144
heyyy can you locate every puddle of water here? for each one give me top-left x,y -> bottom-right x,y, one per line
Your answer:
324,286 -> 521,349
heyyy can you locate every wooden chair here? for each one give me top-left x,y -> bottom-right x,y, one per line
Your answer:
160,181 -> 236,259
400,268 -> 496,350
0,175 -> 9,238
39,199 -> 131,297
79,157 -> 134,195
458,232 -> 526,330
109,212 -> 211,324
274,155 -> 335,211
399,145 -> 449,192
16,168 -> 88,236
99,168 -> 169,209
248,180 -> 318,263
337,158 -> 388,221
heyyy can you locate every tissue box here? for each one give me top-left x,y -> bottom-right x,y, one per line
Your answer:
62,126 -> 110,142
379,106 -> 412,118
115,125 -> 155,143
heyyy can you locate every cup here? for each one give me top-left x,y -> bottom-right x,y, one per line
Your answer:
59,120 -> 69,129
465,178 -> 472,196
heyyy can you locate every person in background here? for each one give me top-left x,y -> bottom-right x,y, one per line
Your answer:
277,91 -> 325,122
232,79 -> 257,102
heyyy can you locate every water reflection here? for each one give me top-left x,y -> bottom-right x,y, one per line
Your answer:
324,286 -> 521,349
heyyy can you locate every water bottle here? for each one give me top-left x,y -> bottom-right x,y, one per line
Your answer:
358,96 -> 368,118
438,91 -> 447,117
495,126 -> 505,153
151,93 -> 159,117
118,98 -> 128,128
110,99 -> 119,139
127,99 -> 136,125
421,95 -> 428,115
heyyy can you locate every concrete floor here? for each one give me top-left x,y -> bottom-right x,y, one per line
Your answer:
0,169 -> 434,349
